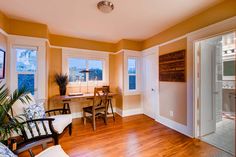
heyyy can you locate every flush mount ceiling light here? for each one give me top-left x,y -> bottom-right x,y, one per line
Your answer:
97,1 -> 114,13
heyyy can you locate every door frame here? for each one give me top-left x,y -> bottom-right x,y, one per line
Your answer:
142,46 -> 159,120
189,16 -> 236,137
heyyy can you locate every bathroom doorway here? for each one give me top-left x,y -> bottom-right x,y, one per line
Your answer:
195,32 -> 235,155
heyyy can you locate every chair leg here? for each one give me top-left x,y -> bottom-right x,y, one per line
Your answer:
69,123 -> 72,136
92,112 -> 96,131
42,142 -> 47,150
53,134 -> 59,145
28,149 -> 34,157
83,110 -> 86,125
110,100 -> 115,121
104,107 -> 108,125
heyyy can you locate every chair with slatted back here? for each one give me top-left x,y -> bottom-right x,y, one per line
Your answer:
102,86 -> 115,121
11,93 -> 72,145
83,87 -> 109,131
14,118 -> 58,156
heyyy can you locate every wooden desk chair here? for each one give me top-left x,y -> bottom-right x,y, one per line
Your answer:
83,87 -> 109,131
102,86 -> 115,121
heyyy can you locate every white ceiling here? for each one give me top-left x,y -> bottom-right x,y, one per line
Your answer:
0,0 -> 223,43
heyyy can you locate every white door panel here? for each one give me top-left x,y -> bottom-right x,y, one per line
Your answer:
200,36 -> 222,136
142,52 -> 158,119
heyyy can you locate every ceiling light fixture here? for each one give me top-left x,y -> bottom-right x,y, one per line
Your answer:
97,1 -> 114,13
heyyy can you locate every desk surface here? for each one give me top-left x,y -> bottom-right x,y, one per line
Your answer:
52,92 -> 117,100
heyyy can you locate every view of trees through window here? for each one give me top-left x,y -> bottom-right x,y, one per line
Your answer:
16,48 -> 37,95
128,58 -> 136,90
69,58 -> 103,83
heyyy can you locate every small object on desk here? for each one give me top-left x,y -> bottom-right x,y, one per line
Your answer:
68,92 -> 83,96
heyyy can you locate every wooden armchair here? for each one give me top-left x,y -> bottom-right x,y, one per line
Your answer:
83,87 -> 109,131
11,94 -> 72,145
11,118 -> 69,157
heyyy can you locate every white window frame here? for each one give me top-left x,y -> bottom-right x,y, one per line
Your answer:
124,50 -> 141,95
13,46 -> 38,97
127,57 -> 138,91
8,35 -> 47,101
62,48 -> 109,87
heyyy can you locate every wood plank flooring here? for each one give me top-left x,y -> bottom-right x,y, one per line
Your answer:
19,114 -> 233,157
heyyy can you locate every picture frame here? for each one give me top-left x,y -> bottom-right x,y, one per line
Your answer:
0,49 -> 5,79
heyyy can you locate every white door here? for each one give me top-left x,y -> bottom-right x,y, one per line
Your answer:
199,36 -> 222,136
142,52 -> 158,119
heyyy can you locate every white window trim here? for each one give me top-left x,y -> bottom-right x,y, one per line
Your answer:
124,50 -> 141,95
62,48 -> 109,87
8,35 -> 47,101
127,57 -> 138,91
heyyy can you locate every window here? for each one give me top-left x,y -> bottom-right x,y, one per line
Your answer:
88,60 -> 103,81
128,58 -> 137,90
68,58 -> 104,83
15,47 -> 37,95
68,58 -> 86,82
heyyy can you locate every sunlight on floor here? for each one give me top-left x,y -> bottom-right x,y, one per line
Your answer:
202,118 -> 235,155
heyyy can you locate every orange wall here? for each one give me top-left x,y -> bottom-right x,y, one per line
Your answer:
0,0 -> 235,52
109,52 -> 124,110
8,19 -> 49,39
0,11 -> 9,33
143,0 -> 236,49
49,34 -> 115,52
47,47 -> 62,98
0,32 -> 6,51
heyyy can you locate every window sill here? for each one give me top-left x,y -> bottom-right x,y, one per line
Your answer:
124,90 -> 141,96
67,81 -> 108,87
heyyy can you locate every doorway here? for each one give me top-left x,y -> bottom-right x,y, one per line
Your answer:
195,32 -> 235,155
142,51 -> 158,119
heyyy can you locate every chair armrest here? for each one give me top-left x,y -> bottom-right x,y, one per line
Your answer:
45,108 -> 70,116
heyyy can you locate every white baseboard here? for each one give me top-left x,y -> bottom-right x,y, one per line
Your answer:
71,112 -> 83,119
71,107 -> 118,119
115,108 -> 123,117
115,108 -> 143,117
156,115 -> 193,138
71,107 -> 143,119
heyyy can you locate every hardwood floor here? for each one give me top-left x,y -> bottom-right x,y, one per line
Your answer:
19,114 -> 233,157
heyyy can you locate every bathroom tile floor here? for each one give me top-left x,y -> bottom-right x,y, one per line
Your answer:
202,118 -> 235,155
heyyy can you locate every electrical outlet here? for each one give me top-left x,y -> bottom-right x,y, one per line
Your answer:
170,111 -> 174,117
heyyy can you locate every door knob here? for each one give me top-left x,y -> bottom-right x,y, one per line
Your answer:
151,88 -> 155,91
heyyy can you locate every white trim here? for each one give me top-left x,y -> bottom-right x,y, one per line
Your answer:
122,108 -> 143,117
115,107 -> 143,117
115,108 -> 123,117
141,46 -> 159,120
8,35 -> 47,101
111,49 -> 124,55
189,16 -> 236,138
0,28 -> 9,36
123,50 -> 142,95
62,48 -> 109,86
71,112 -> 83,119
8,34 -> 48,43
142,45 -> 159,56
156,115 -> 193,138
159,35 -> 188,47
71,107 -> 118,119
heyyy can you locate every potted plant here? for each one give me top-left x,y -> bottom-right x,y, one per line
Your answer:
55,73 -> 68,95
0,83 -> 30,144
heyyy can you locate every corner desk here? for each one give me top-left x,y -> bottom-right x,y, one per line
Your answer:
49,93 -> 117,121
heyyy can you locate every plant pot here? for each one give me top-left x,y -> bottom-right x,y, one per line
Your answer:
59,86 -> 66,95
